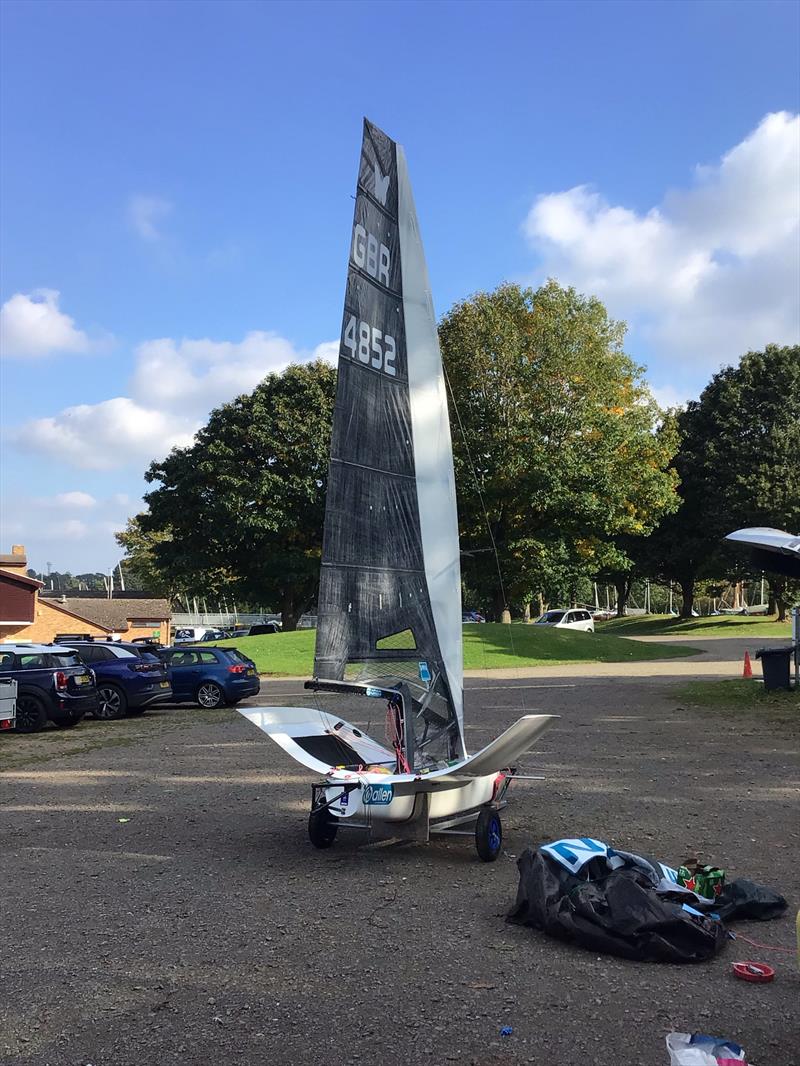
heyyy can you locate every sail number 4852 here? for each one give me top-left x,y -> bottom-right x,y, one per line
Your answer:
342,315 -> 396,376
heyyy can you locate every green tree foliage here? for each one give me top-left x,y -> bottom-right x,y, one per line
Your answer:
140,361 -> 336,629
640,345 -> 800,618
439,281 -> 680,617
115,516 -> 176,597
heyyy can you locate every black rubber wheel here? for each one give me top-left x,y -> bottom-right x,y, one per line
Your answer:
14,694 -> 48,734
308,806 -> 338,849
196,682 -> 225,709
475,808 -> 502,862
95,684 -> 128,720
51,710 -> 84,728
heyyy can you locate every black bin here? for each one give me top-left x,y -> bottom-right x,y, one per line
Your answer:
755,646 -> 794,691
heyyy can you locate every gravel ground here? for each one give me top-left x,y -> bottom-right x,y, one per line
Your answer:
1,672 -> 798,1066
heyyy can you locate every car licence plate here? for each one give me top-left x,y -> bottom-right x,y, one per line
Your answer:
75,674 -> 90,685
247,668 -> 255,676
160,681 -> 170,688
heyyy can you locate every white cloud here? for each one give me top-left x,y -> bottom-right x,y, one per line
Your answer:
312,340 -> 339,365
524,112 -> 800,376
128,195 -> 172,242
0,492 -> 145,574
52,491 -> 97,509
649,384 -> 693,411
52,519 -> 90,540
20,397 -> 198,471
17,332 -> 338,470
129,331 -> 308,417
0,289 -> 95,359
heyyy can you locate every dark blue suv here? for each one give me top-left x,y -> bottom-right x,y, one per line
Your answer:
159,646 -> 260,708
61,641 -> 172,720
0,643 -> 98,733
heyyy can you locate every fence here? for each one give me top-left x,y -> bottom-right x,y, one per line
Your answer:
171,612 -> 317,629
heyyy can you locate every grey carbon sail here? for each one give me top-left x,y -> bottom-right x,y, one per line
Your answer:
313,119 -> 465,764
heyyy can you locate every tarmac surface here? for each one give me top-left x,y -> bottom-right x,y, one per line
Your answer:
1,642 -> 798,1066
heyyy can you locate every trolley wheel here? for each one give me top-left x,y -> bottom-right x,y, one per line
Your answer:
475,807 -> 502,862
308,805 -> 338,849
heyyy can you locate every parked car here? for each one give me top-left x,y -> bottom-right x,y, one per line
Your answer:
131,636 -> 165,650
534,609 -> 595,633
462,610 -> 486,623
59,640 -> 172,720
158,645 -> 260,708
199,628 -> 232,642
173,626 -> 212,644
0,643 -> 98,733
248,622 -> 281,636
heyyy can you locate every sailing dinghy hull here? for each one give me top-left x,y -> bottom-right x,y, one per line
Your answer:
238,705 -> 557,825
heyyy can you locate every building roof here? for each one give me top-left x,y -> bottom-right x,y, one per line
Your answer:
0,570 -> 42,590
43,598 -> 172,631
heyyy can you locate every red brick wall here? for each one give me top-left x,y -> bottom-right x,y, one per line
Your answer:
0,573 -> 36,623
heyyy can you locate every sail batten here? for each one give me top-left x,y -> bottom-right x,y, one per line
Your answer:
313,119 -> 464,765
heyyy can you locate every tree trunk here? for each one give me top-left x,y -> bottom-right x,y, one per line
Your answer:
615,578 -> 629,618
537,592 -> 546,617
522,602 -> 531,623
679,577 -> 695,619
280,591 -> 299,631
768,589 -> 777,615
492,588 -> 506,623
769,577 -> 788,622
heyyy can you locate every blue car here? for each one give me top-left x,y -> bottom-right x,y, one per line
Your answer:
61,640 -> 172,720
158,645 -> 260,708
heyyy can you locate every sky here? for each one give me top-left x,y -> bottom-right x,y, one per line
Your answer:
1,0 -> 798,575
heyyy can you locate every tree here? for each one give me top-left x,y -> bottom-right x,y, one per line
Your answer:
141,360 -> 336,629
115,516 -> 176,597
439,281 -> 680,618
698,345 -> 800,620
644,345 -> 800,619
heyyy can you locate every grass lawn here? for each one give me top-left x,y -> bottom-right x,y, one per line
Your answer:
675,678 -> 799,726
598,613 -> 793,639
220,623 -> 698,676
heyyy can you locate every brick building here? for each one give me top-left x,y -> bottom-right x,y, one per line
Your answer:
0,546 -> 171,643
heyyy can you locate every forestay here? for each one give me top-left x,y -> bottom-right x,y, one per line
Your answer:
313,119 -> 465,765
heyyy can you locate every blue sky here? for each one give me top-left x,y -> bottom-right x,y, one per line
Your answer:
1,0 -> 798,573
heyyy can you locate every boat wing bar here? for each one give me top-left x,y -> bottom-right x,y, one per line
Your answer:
304,679 -> 399,699
456,714 -> 558,777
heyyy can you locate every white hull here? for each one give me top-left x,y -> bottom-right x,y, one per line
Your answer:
239,705 -> 557,826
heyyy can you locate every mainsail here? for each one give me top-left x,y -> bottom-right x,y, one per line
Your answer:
314,119 -> 465,765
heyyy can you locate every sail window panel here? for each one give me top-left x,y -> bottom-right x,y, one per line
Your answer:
375,628 -> 417,651
359,120 -> 398,218
322,467 -> 422,571
316,567 -> 443,668
331,361 -> 414,475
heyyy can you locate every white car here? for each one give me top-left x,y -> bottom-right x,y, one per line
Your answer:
534,609 -> 595,633
173,626 -> 212,644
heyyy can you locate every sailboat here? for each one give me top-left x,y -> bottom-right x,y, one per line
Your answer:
239,120 -> 557,861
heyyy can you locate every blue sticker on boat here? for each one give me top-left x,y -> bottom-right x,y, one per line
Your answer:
418,661 -> 431,682
366,686 -> 382,697
363,782 -> 394,805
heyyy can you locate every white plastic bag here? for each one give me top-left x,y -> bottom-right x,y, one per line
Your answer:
666,1032 -> 748,1065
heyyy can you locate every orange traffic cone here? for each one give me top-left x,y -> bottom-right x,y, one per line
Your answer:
743,651 -> 753,679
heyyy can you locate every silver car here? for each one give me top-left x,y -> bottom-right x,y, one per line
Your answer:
534,609 -> 595,633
